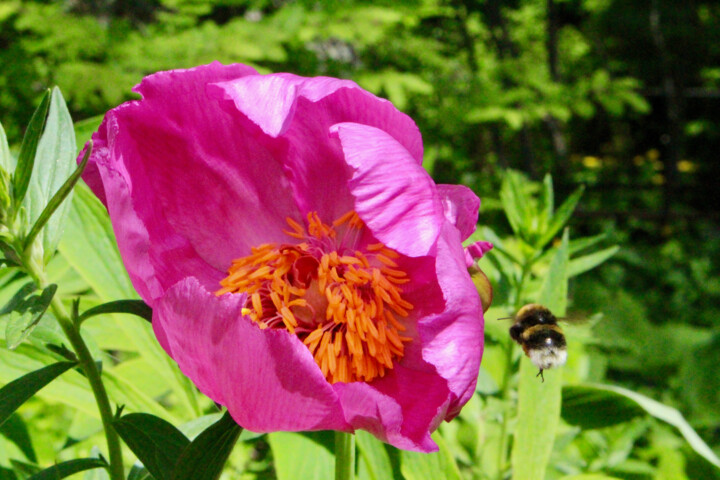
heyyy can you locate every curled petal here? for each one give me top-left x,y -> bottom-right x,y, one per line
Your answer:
436,184 -> 480,241
330,122 -> 445,257
464,241 -> 494,268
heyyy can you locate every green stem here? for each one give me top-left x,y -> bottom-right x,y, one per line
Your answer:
27,263 -> 125,480
334,431 -> 355,480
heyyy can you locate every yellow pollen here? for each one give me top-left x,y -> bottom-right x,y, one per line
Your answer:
217,211 -> 414,384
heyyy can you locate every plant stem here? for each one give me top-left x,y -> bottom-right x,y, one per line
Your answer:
27,263 -> 125,480
334,431 -> 355,480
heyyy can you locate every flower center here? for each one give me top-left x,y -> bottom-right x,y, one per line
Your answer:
216,211 -> 413,384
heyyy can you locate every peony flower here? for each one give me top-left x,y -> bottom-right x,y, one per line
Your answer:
80,62 -> 485,452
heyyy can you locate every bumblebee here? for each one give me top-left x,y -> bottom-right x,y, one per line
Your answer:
508,303 -> 567,381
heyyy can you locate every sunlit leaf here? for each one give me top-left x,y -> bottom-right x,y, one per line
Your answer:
400,432 -> 461,480
356,430 -> 393,480
512,229 -> 569,480
568,246 -> 619,277
0,121 -> 12,173
21,88 -> 77,262
22,143 -> 89,255
2,283 -> 57,349
268,431 -> 334,480
536,187 -> 584,249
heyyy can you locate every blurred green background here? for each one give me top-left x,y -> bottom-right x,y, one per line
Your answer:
1,0 -> 719,479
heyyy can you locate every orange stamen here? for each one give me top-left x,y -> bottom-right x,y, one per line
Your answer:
216,210 -> 414,384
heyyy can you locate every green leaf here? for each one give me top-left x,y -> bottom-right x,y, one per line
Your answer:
568,245 -> 620,277
0,121 -> 12,173
562,385 -> 644,429
580,384 -> 720,468
170,411 -> 242,480
536,186 -> 584,249
3,283 -> 58,349
128,464 -> 154,480
537,173 -> 554,234
268,431 -> 334,480
558,475 -> 624,480
113,413 -> 190,480
500,170 -> 530,237
0,412 -> 37,462
511,229 -> 569,480
22,87 -> 78,262
12,89 -> 51,209
355,430 -> 393,480
22,143 -> 89,256
0,466 -> 15,480
539,228 -> 570,314
400,432 -> 461,480
26,458 -> 107,480
73,115 -> 103,152
0,361 -> 76,427
78,299 -> 152,325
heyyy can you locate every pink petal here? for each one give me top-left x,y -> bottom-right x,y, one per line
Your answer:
436,184 -> 480,241
330,123 -> 445,257
208,74 -> 423,222
84,63 -> 306,299
464,241 -> 494,268
155,277 -> 350,432
418,223 -> 484,418
334,366 -> 449,453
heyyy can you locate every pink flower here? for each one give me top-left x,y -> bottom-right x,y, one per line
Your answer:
81,62 -> 485,452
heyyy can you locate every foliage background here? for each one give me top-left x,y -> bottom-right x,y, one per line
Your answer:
1,0 -> 719,479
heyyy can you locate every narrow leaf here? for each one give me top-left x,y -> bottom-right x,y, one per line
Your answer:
536,186 -> 584,249
562,385 -> 644,429
0,121 -> 12,172
4,283 -> 58,349
78,299 -> 152,325
27,458 -> 107,480
0,361 -> 76,427
585,384 -> 720,468
0,412 -> 37,462
500,171 -> 528,236
113,413 -> 189,480
171,411 -> 242,480
568,246 -> 619,277
13,90 -> 51,207
22,87 -> 78,262
540,173 -> 554,224
511,229 -> 569,480
22,142 -> 90,254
